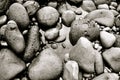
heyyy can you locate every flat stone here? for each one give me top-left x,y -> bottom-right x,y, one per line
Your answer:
102,47 -> 120,72
63,61 -> 79,80
100,31 -> 116,48
92,73 -> 119,80
0,48 -> 25,80
69,37 -> 95,73
84,9 -> 114,27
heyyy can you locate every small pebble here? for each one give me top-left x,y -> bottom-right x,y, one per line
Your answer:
0,15 -> 7,26
48,1 -> 58,8
51,43 -> 58,49
100,31 -> 116,48
97,4 -> 109,9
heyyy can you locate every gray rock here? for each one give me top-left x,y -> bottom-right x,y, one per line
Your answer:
28,48 -> 63,80
7,3 -> 30,30
102,47 -> 120,72
92,73 -> 119,80
69,37 -> 95,73
0,48 -> 25,80
84,9 -> 114,27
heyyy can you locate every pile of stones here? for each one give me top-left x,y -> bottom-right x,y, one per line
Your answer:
1,0 -> 120,80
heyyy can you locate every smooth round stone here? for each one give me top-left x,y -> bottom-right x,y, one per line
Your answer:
45,28 -> 59,41
115,14 -> 120,27
102,47 -> 120,72
74,8 -> 82,15
58,3 -> 67,14
81,0 -> 96,12
28,48 -> 63,80
100,31 -> 116,48
110,10 -> 119,17
93,0 -> 112,5
97,4 -> 109,9
62,10 -> 76,27
69,37 -> 96,73
23,1 -> 40,16
48,1 -> 58,8
5,20 -> 25,54
63,61 -> 79,80
69,19 -> 100,45
37,6 -> 59,27
69,0 -> 82,4
0,0 -> 10,15
51,43 -> 58,49
0,15 -> 7,26
0,25 -> 7,40
7,3 -> 30,30
92,73 -> 119,80
110,2 -> 118,8
0,48 -> 25,80
84,9 -> 114,27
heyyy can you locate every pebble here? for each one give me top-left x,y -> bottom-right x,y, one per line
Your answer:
69,19 -> 100,45
51,43 -> 58,49
81,0 -> 96,12
62,10 -> 76,27
93,0 -> 112,5
0,48 -> 25,80
45,28 -> 59,41
48,1 -> 58,8
102,47 -> 120,72
64,53 -> 70,62
69,37 -> 96,73
95,51 -> 104,74
100,31 -> 116,48
110,2 -> 118,8
115,14 -> 120,27
63,61 -> 79,80
28,48 -> 63,80
110,10 -> 119,17
92,73 -> 119,80
84,9 -> 114,27
7,3 -> 30,30
117,4 -> 120,12
0,0 -> 10,15
74,8 -> 82,15
58,3 -> 67,14
5,20 -> 25,54
97,4 -> 109,9
0,15 -> 7,26
37,6 -> 59,27
0,25 -> 7,40
23,1 -> 40,16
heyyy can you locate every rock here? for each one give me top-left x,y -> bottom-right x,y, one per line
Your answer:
95,51 -> 104,75
115,14 -> 120,27
5,20 -> 25,54
45,28 -> 59,41
58,3 -> 67,14
110,2 -> 118,8
0,48 -> 25,80
0,15 -> 7,26
102,47 -> 120,72
0,0 -> 11,15
92,73 -> 119,80
81,0 -> 96,12
97,4 -> 109,9
69,37 -> 96,73
114,34 -> 120,47
110,10 -> 119,17
23,25 -> 40,62
117,4 -> 120,12
48,1 -> 58,8
7,3 -> 30,30
69,0 -> 82,4
84,9 -> 114,27
28,48 -> 63,80
23,1 -> 40,16
63,61 -> 79,80
37,6 -> 59,27
51,43 -> 58,49
74,8 -> 82,15
93,0 -> 112,5
69,19 -> 100,45
62,10 -> 76,27
0,25 -> 7,40
100,31 -> 116,48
